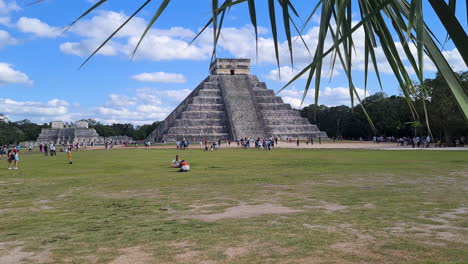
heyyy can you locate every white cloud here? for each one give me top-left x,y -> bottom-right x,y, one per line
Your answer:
17,17 -> 60,38
264,65 -> 339,83
0,16 -> 12,27
131,72 -> 186,83
92,88 -> 191,125
0,29 -> 16,48
105,94 -> 137,107
0,98 -> 68,117
0,63 -> 33,86
279,86 -> 367,109
60,39 -> 119,57
60,11 -> 212,61
0,0 -> 20,15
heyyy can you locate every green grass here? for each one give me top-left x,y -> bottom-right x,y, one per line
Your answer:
0,148 -> 467,263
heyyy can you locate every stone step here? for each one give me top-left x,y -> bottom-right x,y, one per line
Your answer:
180,111 -> 226,119
265,125 -> 320,133
190,97 -> 224,104
186,104 -> 225,111
172,119 -> 228,127
261,110 -> 302,118
263,118 -> 310,126
167,126 -> 229,135
253,90 -> 275,96
197,90 -> 222,97
257,103 -> 292,111
269,131 -> 328,140
202,82 -> 220,90
162,133 -> 230,142
255,96 -> 283,104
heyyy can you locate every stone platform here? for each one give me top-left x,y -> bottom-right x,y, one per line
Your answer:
147,59 -> 327,142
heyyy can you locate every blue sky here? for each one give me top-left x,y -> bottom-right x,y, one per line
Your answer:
0,0 -> 466,125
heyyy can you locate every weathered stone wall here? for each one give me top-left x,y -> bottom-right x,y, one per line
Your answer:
51,121 -> 65,129
209,58 -> 250,75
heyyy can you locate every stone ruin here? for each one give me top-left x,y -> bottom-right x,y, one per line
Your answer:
36,120 -> 100,145
147,58 -> 327,142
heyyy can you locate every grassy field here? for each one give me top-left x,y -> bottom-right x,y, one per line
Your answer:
0,148 -> 467,263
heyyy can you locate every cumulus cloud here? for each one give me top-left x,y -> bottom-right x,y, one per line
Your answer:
94,88 -> 191,125
0,0 -> 20,15
0,63 -> 33,86
264,65 -> 339,83
17,17 -> 60,38
60,11 -> 212,61
0,29 -> 16,48
60,39 -> 120,57
131,72 -> 187,83
279,86 -> 367,109
0,98 -> 68,118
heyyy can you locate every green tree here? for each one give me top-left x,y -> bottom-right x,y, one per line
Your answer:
422,71 -> 468,143
0,122 -> 25,145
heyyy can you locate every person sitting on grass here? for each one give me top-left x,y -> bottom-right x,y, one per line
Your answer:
179,160 -> 190,172
171,155 -> 180,168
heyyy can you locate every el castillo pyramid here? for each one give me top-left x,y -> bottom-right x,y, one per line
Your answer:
147,59 -> 327,142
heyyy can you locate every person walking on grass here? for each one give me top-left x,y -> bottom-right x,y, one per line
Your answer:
50,143 -> 56,156
6,149 -> 13,169
66,147 -> 73,164
43,144 -> 49,156
13,149 -> 19,169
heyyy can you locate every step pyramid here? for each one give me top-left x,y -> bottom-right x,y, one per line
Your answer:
147,59 -> 327,142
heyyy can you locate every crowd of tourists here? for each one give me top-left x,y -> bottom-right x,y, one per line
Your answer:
175,139 -> 190,150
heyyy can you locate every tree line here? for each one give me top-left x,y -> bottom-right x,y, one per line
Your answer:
300,72 -> 468,142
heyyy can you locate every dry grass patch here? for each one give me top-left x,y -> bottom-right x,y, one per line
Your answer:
109,246 -> 153,264
184,203 -> 303,222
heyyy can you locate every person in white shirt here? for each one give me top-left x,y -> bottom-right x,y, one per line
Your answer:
49,143 -> 56,156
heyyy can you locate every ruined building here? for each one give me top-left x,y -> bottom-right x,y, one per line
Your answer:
147,59 -> 327,142
36,120 -> 100,145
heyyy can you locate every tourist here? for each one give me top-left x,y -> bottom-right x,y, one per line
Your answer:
425,135 -> 431,148
13,149 -> 19,169
171,155 -> 181,168
0,145 -> 6,159
8,149 -> 19,169
6,149 -> 13,169
66,147 -> 73,164
179,160 -> 190,172
50,143 -> 56,156
43,144 -> 49,156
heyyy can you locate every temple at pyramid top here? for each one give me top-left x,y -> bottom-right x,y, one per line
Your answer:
209,58 -> 250,75
146,58 -> 327,142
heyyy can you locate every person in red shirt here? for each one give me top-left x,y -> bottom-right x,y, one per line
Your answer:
179,160 -> 190,172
